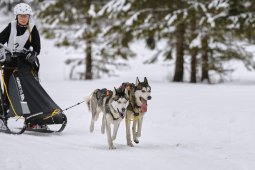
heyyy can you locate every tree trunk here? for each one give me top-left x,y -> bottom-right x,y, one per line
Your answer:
173,22 -> 185,82
201,37 -> 210,83
85,0 -> 92,80
85,36 -> 92,80
190,9 -> 197,83
190,49 -> 197,83
8,1 -> 11,12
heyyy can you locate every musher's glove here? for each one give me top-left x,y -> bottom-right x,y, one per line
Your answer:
26,51 -> 37,64
5,52 -> 12,63
0,45 -> 12,63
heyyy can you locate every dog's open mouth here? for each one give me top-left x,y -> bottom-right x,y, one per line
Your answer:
117,109 -> 125,119
140,97 -> 147,113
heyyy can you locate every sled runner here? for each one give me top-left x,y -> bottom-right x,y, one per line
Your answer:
0,44 -> 67,134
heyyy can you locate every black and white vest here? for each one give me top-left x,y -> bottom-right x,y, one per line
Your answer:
7,21 -> 35,53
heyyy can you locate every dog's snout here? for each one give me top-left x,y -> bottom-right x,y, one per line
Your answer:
122,108 -> 126,113
147,96 -> 152,100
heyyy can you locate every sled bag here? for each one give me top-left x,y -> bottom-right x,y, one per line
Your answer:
8,69 -> 65,125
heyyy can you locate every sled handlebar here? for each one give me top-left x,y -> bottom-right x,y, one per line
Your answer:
0,43 -> 31,58
0,43 -> 12,55
11,52 -> 28,58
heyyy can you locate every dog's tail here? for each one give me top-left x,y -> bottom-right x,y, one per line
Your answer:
86,92 -> 93,112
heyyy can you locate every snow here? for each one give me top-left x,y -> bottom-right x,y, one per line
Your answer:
190,33 -> 202,48
98,0 -> 129,17
1,11 -> 255,170
208,0 -> 229,10
125,12 -> 139,26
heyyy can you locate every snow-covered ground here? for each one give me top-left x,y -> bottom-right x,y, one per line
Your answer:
1,12 -> 255,170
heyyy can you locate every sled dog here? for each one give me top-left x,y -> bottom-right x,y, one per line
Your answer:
87,88 -> 129,149
118,77 -> 152,147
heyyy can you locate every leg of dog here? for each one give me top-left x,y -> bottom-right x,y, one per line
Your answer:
112,121 -> 120,141
101,114 -> 106,134
90,119 -> 95,133
137,116 -> 143,138
125,117 -> 134,147
88,97 -> 94,132
89,97 -> 100,133
132,120 -> 139,144
89,109 -> 96,133
90,109 -> 101,132
105,115 -> 116,149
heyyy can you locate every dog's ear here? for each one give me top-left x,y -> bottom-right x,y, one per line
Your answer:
124,88 -> 129,98
136,77 -> 140,86
144,77 -> 148,84
113,87 -> 117,96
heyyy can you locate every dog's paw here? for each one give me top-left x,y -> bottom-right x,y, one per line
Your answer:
127,142 -> 134,147
90,126 -> 94,133
109,145 -> 116,150
134,139 -> 139,144
135,132 -> 141,138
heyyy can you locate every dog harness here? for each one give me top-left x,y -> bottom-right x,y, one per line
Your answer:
119,82 -> 141,116
95,88 -> 112,100
94,89 -> 121,120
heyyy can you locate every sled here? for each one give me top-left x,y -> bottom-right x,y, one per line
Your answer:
0,44 -> 67,134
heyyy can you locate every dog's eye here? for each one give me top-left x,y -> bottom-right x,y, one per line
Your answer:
117,101 -> 121,104
142,90 -> 146,93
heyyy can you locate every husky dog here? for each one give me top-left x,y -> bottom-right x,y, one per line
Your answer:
118,77 -> 151,147
87,88 -> 129,149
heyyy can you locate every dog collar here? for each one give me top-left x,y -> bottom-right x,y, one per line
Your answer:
110,110 -> 121,120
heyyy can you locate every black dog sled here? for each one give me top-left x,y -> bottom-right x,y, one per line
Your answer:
0,44 -> 67,134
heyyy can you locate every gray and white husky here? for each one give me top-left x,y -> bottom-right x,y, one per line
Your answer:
86,88 -> 129,149
118,77 -> 152,147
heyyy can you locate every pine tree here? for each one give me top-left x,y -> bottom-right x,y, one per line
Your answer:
0,0 -> 17,13
100,0 -> 185,80
189,7 -> 198,83
185,0 -> 255,83
172,0 -> 187,82
37,0 -> 255,82
228,0 -> 255,42
37,0 -> 113,80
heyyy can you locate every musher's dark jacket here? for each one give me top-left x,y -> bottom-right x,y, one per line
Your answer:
0,21 -> 41,109
0,21 -> 41,55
